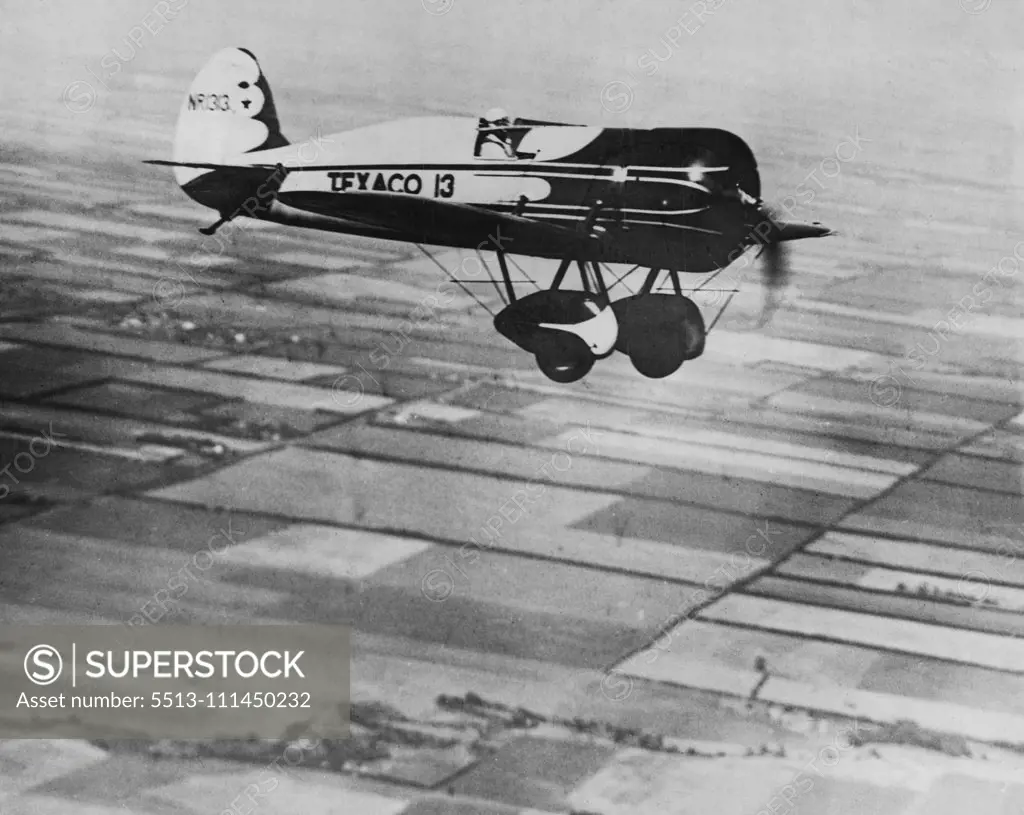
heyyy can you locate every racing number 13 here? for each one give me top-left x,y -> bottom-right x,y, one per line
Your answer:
434,173 -> 455,198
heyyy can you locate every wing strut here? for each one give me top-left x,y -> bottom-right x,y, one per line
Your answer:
591,261 -> 609,298
640,268 -> 661,295
496,250 -> 516,303
551,257 -> 573,290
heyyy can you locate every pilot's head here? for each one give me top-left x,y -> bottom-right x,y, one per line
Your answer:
483,107 -> 511,128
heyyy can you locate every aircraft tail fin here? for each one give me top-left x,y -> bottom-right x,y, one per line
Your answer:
172,48 -> 288,190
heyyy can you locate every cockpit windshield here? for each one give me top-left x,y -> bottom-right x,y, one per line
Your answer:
474,108 -> 536,160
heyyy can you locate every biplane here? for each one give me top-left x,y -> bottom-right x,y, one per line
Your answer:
148,48 -> 834,383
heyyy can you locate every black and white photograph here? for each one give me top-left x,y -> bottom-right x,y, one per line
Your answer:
0,0 -> 1021,812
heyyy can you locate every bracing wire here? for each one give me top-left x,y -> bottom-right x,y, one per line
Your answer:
507,254 -> 542,292
415,244 -> 496,317
705,291 -> 737,333
693,265 -> 729,292
475,249 -> 509,306
604,263 -> 640,295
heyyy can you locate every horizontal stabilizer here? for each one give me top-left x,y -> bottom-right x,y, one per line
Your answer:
144,159 -> 277,170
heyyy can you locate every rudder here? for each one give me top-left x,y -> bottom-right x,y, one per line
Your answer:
173,47 -> 288,188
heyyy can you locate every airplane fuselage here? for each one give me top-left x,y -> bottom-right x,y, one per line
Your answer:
178,117 -> 764,272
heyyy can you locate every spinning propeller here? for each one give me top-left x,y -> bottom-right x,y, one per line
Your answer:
749,201 -> 833,327
755,204 -> 789,327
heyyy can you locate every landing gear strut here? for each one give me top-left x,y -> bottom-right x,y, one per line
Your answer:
462,199 -> 713,382
493,264 -> 616,383
493,203 -> 620,383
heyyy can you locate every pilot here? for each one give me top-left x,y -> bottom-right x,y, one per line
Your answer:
477,107 -> 516,159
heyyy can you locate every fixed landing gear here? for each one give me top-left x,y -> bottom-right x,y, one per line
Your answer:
494,288 -> 613,383
618,298 -> 705,378
533,333 -> 594,383
487,214 -> 708,382
492,257 -> 709,382
611,269 -> 706,379
494,216 -> 619,382
493,269 -> 707,382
